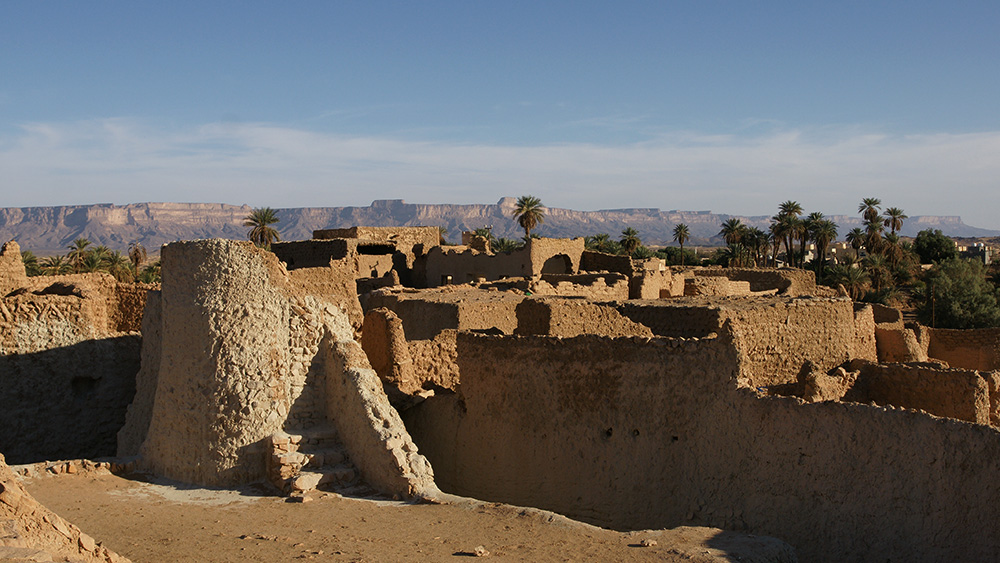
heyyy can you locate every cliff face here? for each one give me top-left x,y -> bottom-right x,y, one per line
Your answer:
0,199 -> 994,255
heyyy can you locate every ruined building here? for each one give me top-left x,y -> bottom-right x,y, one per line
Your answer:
3,230 -> 1000,562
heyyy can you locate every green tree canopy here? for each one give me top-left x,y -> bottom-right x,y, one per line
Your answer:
918,258 -> 1000,328
912,229 -> 957,264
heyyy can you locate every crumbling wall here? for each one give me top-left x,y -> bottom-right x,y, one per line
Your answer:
612,297 -> 873,384
727,298 -> 865,386
927,327 -> 1000,371
852,303 -> 878,362
408,330 -> 460,393
515,298 -> 653,338
323,334 -> 437,498
287,266 -> 364,332
684,277 -> 752,297
365,288 -> 521,340
314,226 -> 439,250
139,240 -> 293,486
422,246 -> 527,287
875,327 -> 928,363
846,362 -> 990,424
0,268 -> 144,463
404,331 -> 1000,562
131,239 -> 435,496
694,267 -> 819,296
531,273 -> 629,300
0,453 -> 131,563
614,301 -> 723,338
527,237 -> 584,275
870,303 -> 904,328
0,241 -> 27,297
361,308 -> 418,398
117,291 -> 162,457
272,239 -> 351,269
580,250 -> 633,276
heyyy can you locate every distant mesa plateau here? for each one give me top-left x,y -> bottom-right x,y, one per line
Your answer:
0,198 -> 996,255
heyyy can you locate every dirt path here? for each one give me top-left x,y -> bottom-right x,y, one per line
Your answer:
22,472 -> 793,562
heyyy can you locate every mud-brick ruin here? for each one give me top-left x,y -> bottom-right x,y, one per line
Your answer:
4,229 -> 1000,562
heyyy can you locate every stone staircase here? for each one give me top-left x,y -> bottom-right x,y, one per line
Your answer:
267,426 -> 373,496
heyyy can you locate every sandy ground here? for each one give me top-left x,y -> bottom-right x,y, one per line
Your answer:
21,471 -> 793,562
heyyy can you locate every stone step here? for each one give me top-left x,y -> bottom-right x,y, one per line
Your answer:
274,425 -> 342,450
285,425 -> 341,448
301,446 -> 348,469
289,464 -> 359,493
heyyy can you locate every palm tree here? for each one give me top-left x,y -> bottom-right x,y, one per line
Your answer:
80,252 -> 104,273
41,255 -> 71,276
719,218 -> 746,246
512,195 -> 545,238
138,260 -> 162,284
672,224 -> 691,265
632,245 -> 655,260
883,207 -> 907,235
620,227 -> 641,255
722,243 -> 751,268
20,250 -> 41,276
437,226 -> 448,245
830,264 -> 871,300
128,242 -> 147,273
244,207 -> 281,249
744,227 -> 768,268
801,212 -> 825,265
105,251 -> 133,282
771,201 -> 803,267
585,233 -> 611,252
845,228 -> 865,255
811,219 -> 838,274
493,238 -> 522,253
67,238 -> 92,273
779,200 -> 803,217
858,197 -> 882,223
863,218 -> 884,255
472,227 -> 498,252
863,253 -> 891,292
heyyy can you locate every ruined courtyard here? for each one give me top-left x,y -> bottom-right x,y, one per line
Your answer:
3,229 -> 1000,562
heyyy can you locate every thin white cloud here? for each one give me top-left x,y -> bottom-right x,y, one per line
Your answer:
1,118 -> 998,229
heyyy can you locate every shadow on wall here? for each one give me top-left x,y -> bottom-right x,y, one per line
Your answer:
541,254 -> 572,274
0,335 -> 140,464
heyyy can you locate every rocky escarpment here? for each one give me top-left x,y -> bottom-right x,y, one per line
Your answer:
0,199 -> 995,255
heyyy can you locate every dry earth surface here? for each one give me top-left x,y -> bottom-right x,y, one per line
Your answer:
21,471 -> 792,562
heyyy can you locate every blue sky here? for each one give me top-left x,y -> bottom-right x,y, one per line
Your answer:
2,1 -> 1000,228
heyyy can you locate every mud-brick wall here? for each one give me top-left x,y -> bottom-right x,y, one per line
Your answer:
0,287 -> 142,463
696,267 -> 817,295
0,241 -> 27,296
580,250 -> 633,276
725,298 -> 865,386
0,334 -> 140,463
365,294 -> 460,341
139,240 -> 295,486
614,302 -> 723,338
515,298 -> 652,338
853,303 -> 878,361
404,332 -> 1000,563
272,239 -> 351,270
848,363 -> 991,424
927,327 -> 1000,371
